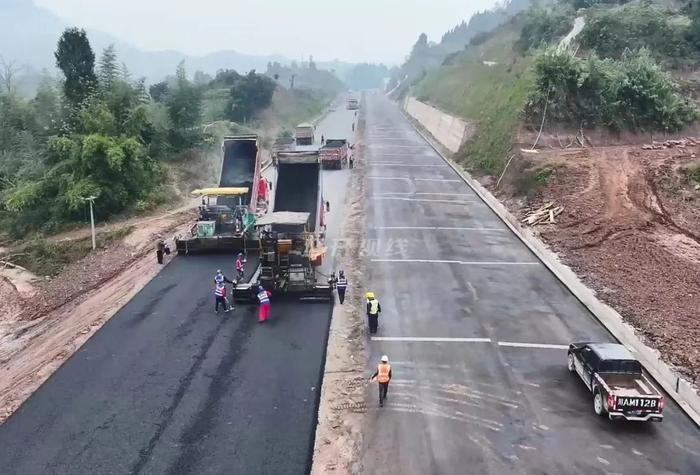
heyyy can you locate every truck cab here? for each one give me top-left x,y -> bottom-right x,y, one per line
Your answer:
568,342 -> 664,422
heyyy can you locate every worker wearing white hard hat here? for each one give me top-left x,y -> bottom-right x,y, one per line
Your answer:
370,355 -> 392,407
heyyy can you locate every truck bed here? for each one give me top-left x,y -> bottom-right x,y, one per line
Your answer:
273,163 -> 320,232
601,373 -> 660,397
219,138 -> 257,209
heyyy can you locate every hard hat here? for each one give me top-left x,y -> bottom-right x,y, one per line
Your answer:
237,253 -> 243,257
339,270 -> 344,275
381,355 -> 389,362
366,292 -> 375,299
217,269 -> 222,273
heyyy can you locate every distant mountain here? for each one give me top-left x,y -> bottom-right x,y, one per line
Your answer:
0,0 -> 289,82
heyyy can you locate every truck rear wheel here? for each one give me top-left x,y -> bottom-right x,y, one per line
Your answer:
593,390 -> 606,416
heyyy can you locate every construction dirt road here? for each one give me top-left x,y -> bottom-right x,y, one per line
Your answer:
359,92 -> 700,475
501,142 -> 700,385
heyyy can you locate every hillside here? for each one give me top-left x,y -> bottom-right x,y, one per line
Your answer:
387,0 -> 531,92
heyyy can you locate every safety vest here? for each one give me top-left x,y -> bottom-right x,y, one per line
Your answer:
337,277 -> 347,289
377,363 -> 391,383
368,299 -> 379,315
236,259 -> 244,271
215,285 -> 225,297
257,290 -> 270,305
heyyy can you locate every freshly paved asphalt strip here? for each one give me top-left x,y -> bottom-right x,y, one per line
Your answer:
0,103 -> 354,475
360,92 -> 700,475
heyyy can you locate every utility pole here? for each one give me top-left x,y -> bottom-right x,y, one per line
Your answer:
83,196 -> 97,250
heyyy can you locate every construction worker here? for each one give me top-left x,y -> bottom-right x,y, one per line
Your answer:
215,269 -> 234,286
214,283 -> 231,313
257,284 -> 272,323
370,355 -> 392,407
336,270 -> 347,304
235,253 -> 245,280
366,292 -> 381,334
156,238 -> 165,264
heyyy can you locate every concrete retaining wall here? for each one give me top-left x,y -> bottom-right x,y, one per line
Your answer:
404,97 -> 471,153
403,103 -> 700,427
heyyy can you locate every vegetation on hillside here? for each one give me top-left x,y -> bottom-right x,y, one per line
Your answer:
387,0 -> 532,93
415,20 -> 534,173
578,4 -> 691,64
525,47 -> 697,131
1,28 -> 333,240
411,0 -> 700,175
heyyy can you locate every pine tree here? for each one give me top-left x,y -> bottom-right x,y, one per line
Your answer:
55,28 -> 97,104
98,44 -> 118,92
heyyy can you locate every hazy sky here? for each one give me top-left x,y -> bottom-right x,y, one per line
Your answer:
34,0 -> 500,64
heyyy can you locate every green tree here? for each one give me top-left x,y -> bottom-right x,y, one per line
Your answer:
166,61 -> 203,149
149,81 -> 169,103
98,44 -> 118,92
55,28 -> 97,104
225,71 -> 276,122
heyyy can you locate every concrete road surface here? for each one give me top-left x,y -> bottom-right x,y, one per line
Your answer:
360,92 -> 700,475
0,102 -> 353,475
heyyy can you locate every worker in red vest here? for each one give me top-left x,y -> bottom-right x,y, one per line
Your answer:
257,285 -> 272,323
370,355 -> 392,407
214,283 -> 231,314
258,177 -> 268,203
235,253 -> 245,280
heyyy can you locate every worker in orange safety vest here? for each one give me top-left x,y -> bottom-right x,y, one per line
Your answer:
370,355 -> 392,407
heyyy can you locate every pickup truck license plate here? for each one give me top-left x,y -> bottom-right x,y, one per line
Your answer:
618,397 -> 657,409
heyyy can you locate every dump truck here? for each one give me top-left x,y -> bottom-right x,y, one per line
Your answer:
295,123 -> 315,146
175,135 -> 264,254
233,149 -> 331,301
346,98 -> 359,110
320,139 -> 348,170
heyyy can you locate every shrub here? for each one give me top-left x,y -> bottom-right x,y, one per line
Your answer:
579,5 -> 690,62
525,47 -> 697,131
517,6 -> 575,52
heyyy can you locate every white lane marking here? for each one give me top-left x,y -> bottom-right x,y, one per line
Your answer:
384,404 -> 502,432
631,448 -> 644,456
370,163 -> 447,168
372,258 -> 539,266
370,145 -> 433,149
599,444 -> 614,450
371,337 -> 492,343
371,197 -> 474,204
498,342 -> 569,350
367,176 -> 411,180
374,192 -> 475,197
517,445 -> 537,451
597,457 -> 610,466
414,178 -> 461,182
374,226 -> 504,231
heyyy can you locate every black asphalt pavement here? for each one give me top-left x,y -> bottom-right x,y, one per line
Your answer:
0,254 -> 331,474
0,102 -> 356,475
360,92 -> 700,474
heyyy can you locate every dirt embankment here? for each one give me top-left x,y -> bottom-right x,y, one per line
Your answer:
498,142 -> 700,383
0,209 -> 195,423
312,107 -> 369,474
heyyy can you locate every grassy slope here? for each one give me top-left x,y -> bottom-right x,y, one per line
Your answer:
414,19 -> 533,174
